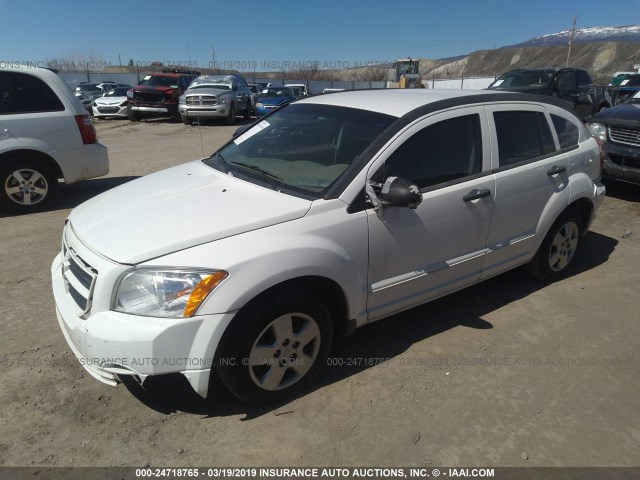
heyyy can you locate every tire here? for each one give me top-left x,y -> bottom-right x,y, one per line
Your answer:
524,209 -> 583,281
181,116 -> 190,125
171,107 -> 182,123
243,98 -> 252,120
127,107 -> 140,122
0,157 -> 59,213
215,288 -> 333,404
225,103 -> 236,125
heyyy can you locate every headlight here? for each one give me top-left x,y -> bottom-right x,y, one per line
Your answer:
126,89 -> 134,99
255,102 -> 263,108
178,95 -> 185,105
120,100 -> 128,107
219,95 -> 232,104
586,122 -> 607,142
113,268 -> 228,318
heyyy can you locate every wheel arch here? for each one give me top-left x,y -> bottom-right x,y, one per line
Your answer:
235,275 -> 351,340
568,196 -> 594,234
0,149 -> 63,180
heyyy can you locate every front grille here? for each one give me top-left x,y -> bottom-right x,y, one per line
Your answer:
609,154 -> 640,170
134,92 -> 164,106
97,106 -> 119,113
186,95 -> 217,106
62,236 -> 98,316
609,125 -> 640,147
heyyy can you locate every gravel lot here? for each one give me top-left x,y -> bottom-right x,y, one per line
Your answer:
0,119 -> 639,468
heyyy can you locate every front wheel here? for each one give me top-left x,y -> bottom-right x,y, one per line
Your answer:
0,158 -> 59,213
225,104 -> 236,125
215,289 -> 333,404
524,209 -> 583,281
127,107 -> 140,122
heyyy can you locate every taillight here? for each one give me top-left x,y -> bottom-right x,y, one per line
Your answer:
74,114 -> 97,145
594,136 -> 605,174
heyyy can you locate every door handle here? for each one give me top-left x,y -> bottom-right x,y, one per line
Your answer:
463,189 -> 490,202
547,165 -> 567,176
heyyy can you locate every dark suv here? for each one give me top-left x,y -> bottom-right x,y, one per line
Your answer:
127,70 -> 199,122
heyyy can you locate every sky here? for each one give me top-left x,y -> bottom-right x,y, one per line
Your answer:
1,0 -> 639,71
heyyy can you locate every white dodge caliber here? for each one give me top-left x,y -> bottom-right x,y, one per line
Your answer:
52,90 -> 606,404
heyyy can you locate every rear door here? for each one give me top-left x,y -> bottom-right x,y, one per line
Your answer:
481,105 -> 568,279
366,107 -> 495,321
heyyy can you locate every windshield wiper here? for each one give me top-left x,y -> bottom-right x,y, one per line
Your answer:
209,152 -> 231,173
231,161 -> 283,191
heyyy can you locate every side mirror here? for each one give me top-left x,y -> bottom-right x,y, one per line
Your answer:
232,84 -> 238,91
378,176 -> 422,209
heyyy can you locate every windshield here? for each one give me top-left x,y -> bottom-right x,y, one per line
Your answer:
140,75 -> 179,88
202,103 -> 394,198
490,70 -> 555,89
107,87 -> 131,97
77,84 -> 100,92
261,88 -> 294,98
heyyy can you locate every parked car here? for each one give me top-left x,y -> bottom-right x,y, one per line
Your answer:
178,74 -> 252,125
127,71 -> 198,122
92,87 -> 131,119
52,89 -> 605,404
255,86 -> 297,117
96,81 -> 117,92
74,82 -> 105,112
247,83 -> 263,114
284,83 -> 310,96
488,67 -> 612,120
614,74 -> 640,104
586,91 -> 640,185
610,72 -> 636,86
0,65 -> 109,213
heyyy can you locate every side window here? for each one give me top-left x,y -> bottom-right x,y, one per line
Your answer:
551,114 -> 579,150
237,78 -> 248,87
383,114 -> 483,189
557,71 -> 577,91
494,111 -> 555,167
0,72 -> 64,115
576,70 -> 590,87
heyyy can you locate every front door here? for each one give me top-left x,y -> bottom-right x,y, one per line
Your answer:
366,108 -> 495,321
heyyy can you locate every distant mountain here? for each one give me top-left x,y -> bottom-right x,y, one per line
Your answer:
504,25 -> 640,48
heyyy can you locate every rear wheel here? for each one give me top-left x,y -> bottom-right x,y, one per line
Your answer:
0,157 -> 59,213
524,209 -> 583,281
215,288 -> 333,404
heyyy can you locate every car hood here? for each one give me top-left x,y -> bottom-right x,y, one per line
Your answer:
134,85 -> 178,93
591,102 -> 640,126
185,86 -> 233,96
259,96 -> 293,106
68,160 -> 312,264
95,96 -> 127,105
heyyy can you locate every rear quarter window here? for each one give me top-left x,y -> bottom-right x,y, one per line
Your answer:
0,71 -> 64,115
551,114 -> 579,151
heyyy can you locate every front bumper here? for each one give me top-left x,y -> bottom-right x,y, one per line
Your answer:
179,105 -> 231,119
92,105 -> 127,118
603,142 -> 640,185
51,232 -> 237,398
130,106 -> 170,113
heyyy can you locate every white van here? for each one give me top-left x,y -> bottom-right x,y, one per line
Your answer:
0,65 -> 109,213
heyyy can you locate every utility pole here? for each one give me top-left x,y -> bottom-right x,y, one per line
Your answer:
211,45 -> 216,73
565,16 -> 577,67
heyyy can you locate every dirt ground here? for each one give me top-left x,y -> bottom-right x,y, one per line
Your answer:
0,118 -> 639,468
